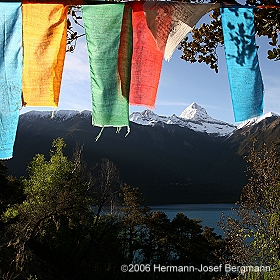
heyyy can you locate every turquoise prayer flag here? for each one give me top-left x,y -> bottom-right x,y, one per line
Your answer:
0,3 -> 22,159
221,7 -> 264,122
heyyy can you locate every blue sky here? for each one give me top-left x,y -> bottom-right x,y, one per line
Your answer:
20,13 -> 280,125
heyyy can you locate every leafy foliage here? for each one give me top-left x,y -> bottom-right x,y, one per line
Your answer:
179,7 -> 223,73
180,0 -> 280,72
1,138 -> 94,278
67,6 -> 84,53
0,161 -> 24,230
219,141 -> 280,279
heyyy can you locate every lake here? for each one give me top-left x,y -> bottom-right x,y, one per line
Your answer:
149,203 -> 237,236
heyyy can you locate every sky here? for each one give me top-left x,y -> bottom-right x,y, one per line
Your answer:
20,12 -> 280,125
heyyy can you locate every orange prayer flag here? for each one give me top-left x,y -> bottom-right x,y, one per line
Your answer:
22,4 -> 68,107
129,2 -> 163,109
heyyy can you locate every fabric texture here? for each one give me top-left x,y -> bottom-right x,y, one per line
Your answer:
22,4 -> 68,107
143,1 -> 173,54
129,2 -> 163,109
221,7 -> 264,122
144,2 -> 219,61
0,3 -> 22,160
82,4 -> 132,128
118,4 -> 133,105
152,3 -> 219,61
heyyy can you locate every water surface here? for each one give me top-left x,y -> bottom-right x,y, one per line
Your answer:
149,203 -> 237,236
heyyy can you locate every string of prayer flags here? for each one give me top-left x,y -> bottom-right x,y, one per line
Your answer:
129,2 -> 163,109
221,7 -> 264,122
0,3 -> 22,159
22,4 -> 68,107
82,4 -> 132,130
0,1 -> 273,160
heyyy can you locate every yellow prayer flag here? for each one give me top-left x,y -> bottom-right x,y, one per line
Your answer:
22,4 -> 68,107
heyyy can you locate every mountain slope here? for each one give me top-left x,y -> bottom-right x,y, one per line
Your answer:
226,112 -> 280,155
5,105 -> 279,205
5,108 -> 243,204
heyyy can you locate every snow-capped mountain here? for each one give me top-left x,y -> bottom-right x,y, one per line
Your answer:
20,109 -> 91,121
20,103 -> 279,138
236,111 -> 279,129
130,102 -> 236,136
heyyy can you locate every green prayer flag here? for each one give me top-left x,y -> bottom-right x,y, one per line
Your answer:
82,4 -> 132,130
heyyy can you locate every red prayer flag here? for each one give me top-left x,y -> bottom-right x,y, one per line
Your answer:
129,2 -> 163,109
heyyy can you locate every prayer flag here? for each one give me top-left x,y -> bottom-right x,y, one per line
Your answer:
22,4 -> 68,107
82,4 -> 132,129
0,3 -> 22,160
129,2 -> 163,109
165,3 -> 219,61
143,1 -> 173,54
144,2 -> 219,61
221,7 -> 264,122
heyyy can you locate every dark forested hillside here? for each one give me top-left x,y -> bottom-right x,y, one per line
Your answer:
5,112 -> 280,204
225,116 -> 280,156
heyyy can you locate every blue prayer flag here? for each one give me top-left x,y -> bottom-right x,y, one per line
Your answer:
0,3 -> 22,159
221,7 -> 264,122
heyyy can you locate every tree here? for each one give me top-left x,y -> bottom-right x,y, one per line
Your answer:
179,0 -> 280,72
0,138 -> 130,279
119,184 -> 151,264
0,161 -> 24,216
1,138 -> 95,279
166,213 -> 225,280
219,142 -> 280,279
142,210 -> 172,265
67,1 -> 280,72
93,158 -> 120,218
119,185 -> 226,280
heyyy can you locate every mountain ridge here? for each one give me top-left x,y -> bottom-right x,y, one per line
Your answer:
21,102 -> 278,138
10,104 -> 280,205
236,111 -> 279,129
19,102 -> 236,137
129,102 -> 237,136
